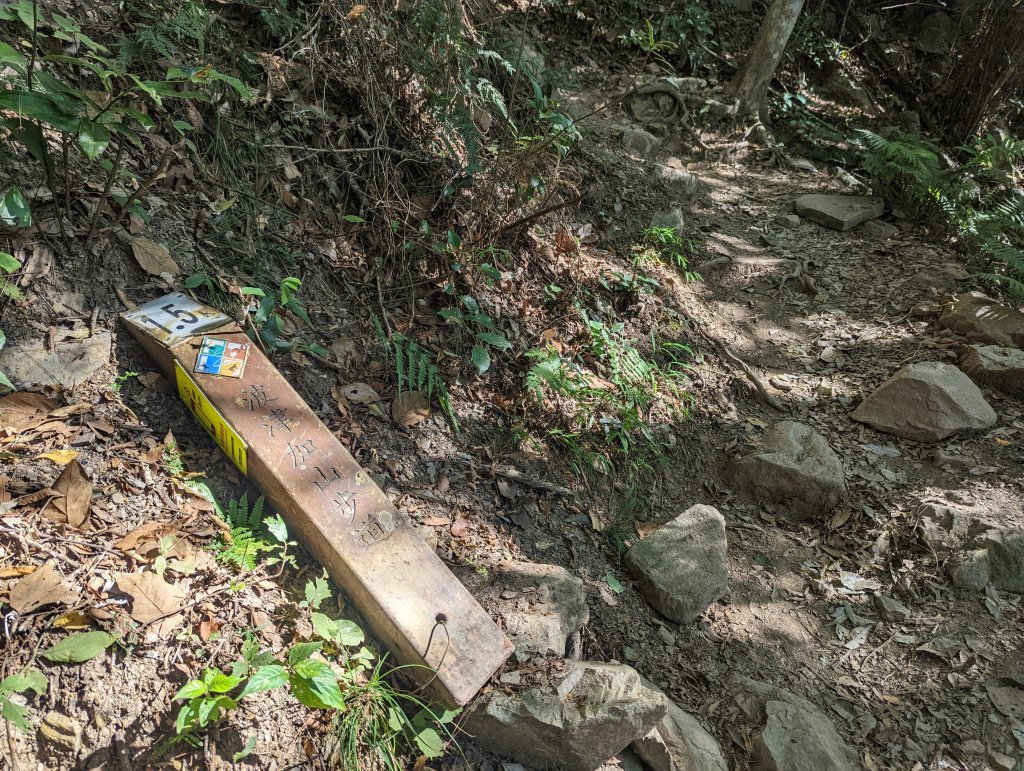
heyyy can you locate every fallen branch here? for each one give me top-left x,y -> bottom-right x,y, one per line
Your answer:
452,457 -> 573,496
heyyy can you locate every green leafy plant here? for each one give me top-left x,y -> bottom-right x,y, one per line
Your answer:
374,319 -> 458,429
245,277 -> 320,352
437,294 -> 513,375
0,0 -> 249,236
524,309 -> 693,477
0,249 -> 24,392
636,226 -> 700,280
216,493 -> 290,571
110,370 -> 139,393
859,130 -> 1024,298
0,669 -> 46,732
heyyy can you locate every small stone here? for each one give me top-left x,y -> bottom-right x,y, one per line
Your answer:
492,562 -> 589,661
989,750 -> 1018,771
852,361 -> 997,442
0,332 -> 112,390
651,158 -> 698,196
624,505 -> 728,624
731,676 -> 857,771
622,127 -> 660,159
623,645 -> 639,662
465,661 -> 667,771
895,110 -> 921,135
775,214 -> 801,229
794,194 -> 884,231
651,207 -> 686,235
950,549 -> 991,590
984,528 -> 1024,593
39,711 -> 81,753
873,595 -> 911,622
916,12 -> 956,54
731,421 -> 847,520
859,220 -> 899,240
939,292 -> 1024,348
962,739 -> 985,754
960,345 -> 1024,398
656,626 -> 675,647
632,676 -> 727,771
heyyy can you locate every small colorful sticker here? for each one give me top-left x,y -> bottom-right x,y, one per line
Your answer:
174,361 -> 248,475
194,337 -> 250,379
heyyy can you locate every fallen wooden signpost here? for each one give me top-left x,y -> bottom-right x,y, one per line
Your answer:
121,292 -> 512,707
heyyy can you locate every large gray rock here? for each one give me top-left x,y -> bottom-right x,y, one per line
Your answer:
983,529 -> 1024,594
852,361 -> 997,442
632,677 -> 727,771
732,422 -> 847,520
916,12 -> 956,54
731,675 -> 857,771
492,562 -> 588,661
465,661 -> 667,771
624,505 -> 727,624
960,344 -> 1024,398
939,292 -> 1024,348
916,502 -> 1024,593
794,194 -> 884,231
0,332 -> 111,390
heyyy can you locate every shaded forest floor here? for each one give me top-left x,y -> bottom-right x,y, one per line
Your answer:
2,5 -> 1024,770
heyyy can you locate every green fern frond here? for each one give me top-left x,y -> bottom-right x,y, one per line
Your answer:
218,494 -> 275,571
477,49 -> 516,76
385,333 -> 458,429
475,78 -> 511,125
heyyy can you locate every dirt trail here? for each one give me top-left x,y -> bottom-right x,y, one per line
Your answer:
592,154 -> 1024,766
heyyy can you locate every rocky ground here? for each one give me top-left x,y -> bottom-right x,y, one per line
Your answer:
2,11 -> 1024,771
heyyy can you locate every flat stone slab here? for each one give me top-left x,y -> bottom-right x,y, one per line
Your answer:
794,194 -> 884,231
960,344 -> 1024,398
0,332 -> 111,390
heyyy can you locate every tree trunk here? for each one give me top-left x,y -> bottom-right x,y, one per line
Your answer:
727,0 -> 806,120
931,0 -> 1024,144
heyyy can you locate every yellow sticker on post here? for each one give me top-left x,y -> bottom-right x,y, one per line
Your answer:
174,361 -> 248,475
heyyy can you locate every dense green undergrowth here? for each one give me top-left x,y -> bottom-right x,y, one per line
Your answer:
860,129 -> 1024,300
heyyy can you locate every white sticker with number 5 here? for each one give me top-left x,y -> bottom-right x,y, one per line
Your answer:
123,292 -> 230,348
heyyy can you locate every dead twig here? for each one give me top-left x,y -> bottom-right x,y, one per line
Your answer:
452,457 -> 572,496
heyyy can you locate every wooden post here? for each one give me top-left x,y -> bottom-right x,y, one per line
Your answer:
121,293 -> 512,707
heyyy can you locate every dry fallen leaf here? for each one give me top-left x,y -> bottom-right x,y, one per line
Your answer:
0,392 -> 59,434
198,617 -> 221,642
329,337 -> 360,371
43,459 -> 92,528
130,237 -> 179,276
51,610 -> 94,630
340,382 -> 382,404
450,516 -> 468,538
420,516 -> 449,527
391,391 -> 430,428
115,571 -> 187,637
18,243 -> 53,287
345,4 -> 367,22
35,449 -> 79,465
8,562 -> 79,612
